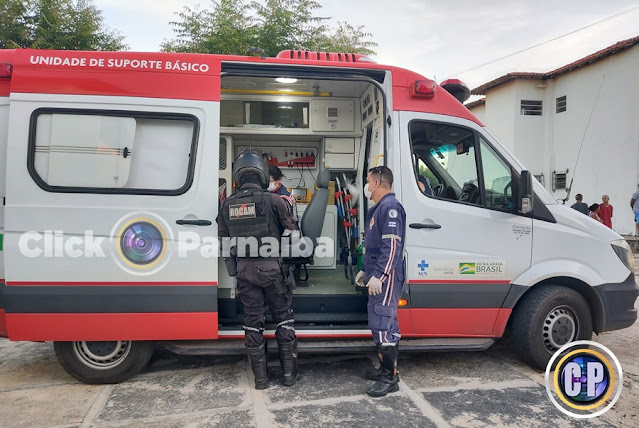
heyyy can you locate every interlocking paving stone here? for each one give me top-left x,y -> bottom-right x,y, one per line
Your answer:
0,383 -> 100,427
399,351 -> 530,390
423,386 -> 614,427
97,365 -> 248,422
262,357 -> 377,404
270,394 -> 436,428
0,341 -> 71,389
143,350 -> 246,374
95,410 -> 256,428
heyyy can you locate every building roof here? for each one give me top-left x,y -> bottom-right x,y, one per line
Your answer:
464,97 -> 485,109
471,35 -> 639,95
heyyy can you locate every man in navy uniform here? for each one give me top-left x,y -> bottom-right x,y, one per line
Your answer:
355,165 -> 406,397
218,151 -> 299,389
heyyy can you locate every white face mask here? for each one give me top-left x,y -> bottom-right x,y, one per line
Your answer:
267,182 -> 277,192
364,181 -> 378,199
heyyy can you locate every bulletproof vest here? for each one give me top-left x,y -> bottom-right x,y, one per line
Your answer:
222,188 -> 282,257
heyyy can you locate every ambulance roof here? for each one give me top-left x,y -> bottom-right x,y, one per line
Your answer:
0,49 -> 480,125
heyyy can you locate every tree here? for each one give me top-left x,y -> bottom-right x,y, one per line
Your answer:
162,0 -> 255,54
320,22 -> 376,57
0,0 -> 34,49
0,0 -> 126,51
163,0 -> 377,57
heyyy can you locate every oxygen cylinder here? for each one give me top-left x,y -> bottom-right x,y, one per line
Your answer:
357,243 -> 364,272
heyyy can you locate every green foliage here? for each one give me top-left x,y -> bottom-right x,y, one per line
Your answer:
0,0 -> 34,49
0,0 -> 126,51
163,0 -> 377,56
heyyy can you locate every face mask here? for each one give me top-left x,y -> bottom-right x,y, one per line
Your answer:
364,181 -> 378,199
267,182 -> 277,192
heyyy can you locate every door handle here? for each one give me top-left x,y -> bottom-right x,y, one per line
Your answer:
409,223 -> 441,229
176,219 -> 212,226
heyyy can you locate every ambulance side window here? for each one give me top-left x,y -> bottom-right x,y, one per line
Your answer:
479,137 -> 513,210
409,121 -> 480,205
29,110 -> 198,195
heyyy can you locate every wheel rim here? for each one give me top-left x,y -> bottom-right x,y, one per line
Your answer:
542,306 -> 577,352
72,341 -> 132,370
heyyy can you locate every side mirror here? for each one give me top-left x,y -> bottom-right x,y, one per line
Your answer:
518,170 -> 534,214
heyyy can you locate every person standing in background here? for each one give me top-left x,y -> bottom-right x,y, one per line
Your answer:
588,203 -> 602,223
599,195 -> 613,229
571,194 -> 588,215
630,185 -> 639,236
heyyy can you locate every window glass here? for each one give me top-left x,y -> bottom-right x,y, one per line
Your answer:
220,100 -> 309,128
480,137 -> 513,210
416,157 -> 439,196
409,121 -> 480,205
32,112 -> 196,193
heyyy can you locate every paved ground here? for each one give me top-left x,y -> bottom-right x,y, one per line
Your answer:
2,271 -> 639,427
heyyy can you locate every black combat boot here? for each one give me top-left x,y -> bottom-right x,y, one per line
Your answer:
366,344 -> 399,397
365,344 -> 384,381
278,339 -> 301,386
247,342 -> 269,390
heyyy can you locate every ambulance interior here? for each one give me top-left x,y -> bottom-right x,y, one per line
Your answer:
217,74 -> 386,327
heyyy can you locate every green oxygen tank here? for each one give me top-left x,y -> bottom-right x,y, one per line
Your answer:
357,243 -> 364,272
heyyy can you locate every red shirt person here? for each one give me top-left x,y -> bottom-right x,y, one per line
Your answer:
599,194 -> 613,229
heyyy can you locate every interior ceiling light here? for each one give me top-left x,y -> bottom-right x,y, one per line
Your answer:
276,77 -> 298,84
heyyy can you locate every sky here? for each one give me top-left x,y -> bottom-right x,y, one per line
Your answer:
94,0 -> 639,90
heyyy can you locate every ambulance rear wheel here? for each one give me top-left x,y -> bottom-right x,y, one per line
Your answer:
511,285 -> 592,370
54,340 -> 154,384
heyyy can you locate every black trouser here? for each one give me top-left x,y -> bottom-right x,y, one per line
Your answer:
236,258 -> 296,348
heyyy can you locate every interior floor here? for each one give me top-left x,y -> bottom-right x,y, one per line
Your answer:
294,268 -> 362,295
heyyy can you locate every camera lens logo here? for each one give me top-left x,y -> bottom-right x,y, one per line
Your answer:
545,340 -> 623,419
111,212 -> 173,276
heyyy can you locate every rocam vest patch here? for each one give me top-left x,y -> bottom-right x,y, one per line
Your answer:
222,188 -> 282,257
229,203 -> 257,220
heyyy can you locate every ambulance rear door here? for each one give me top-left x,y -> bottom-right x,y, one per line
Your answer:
3,50 -> 221,342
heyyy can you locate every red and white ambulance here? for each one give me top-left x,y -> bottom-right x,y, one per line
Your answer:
0,49 -> 636,383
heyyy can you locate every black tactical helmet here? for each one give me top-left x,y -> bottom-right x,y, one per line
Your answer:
233,150 -> 269,188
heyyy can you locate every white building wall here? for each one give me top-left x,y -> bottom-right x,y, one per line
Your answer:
512,80 -> 549,178
470,103 -> 485,123
550,48 -> 639,234
483,82 -> 517,153
478,45 -> 639,234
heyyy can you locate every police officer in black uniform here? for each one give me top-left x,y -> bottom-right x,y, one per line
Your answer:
218,150 -> 299,389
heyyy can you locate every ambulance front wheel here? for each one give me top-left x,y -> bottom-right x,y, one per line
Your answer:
511,285 -> 592,370
54,340 -> 154,384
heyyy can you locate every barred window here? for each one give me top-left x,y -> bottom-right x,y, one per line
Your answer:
520,100 -> 542,116
556,96 -> 567,113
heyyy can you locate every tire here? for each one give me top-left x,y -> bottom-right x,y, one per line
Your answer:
511,285 -> 592,370
54,340 -> 154,384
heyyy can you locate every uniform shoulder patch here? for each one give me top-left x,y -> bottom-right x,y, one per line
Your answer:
388,209 -> 398,218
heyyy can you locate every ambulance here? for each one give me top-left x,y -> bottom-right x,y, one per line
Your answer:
0,49 -> 636,384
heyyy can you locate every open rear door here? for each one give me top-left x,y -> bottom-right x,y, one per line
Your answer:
2,50 -> 221,341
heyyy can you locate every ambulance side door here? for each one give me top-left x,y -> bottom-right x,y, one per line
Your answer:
398,112 -> 532,336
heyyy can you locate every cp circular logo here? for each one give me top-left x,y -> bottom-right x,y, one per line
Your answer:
545,340 -> 623,419
110,211 -> 173,276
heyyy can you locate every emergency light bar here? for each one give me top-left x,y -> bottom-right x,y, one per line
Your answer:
0,63 -> 12,78
276,50 -> 374,63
